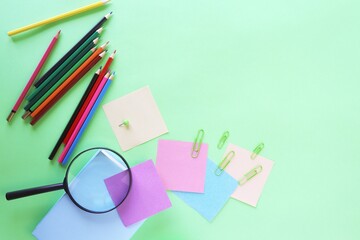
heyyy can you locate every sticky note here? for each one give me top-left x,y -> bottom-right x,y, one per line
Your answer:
223,143 -> 274,207
155,139 -> 208,193
105,160 -> 172,226
33,151 -> 145,240
173,159 -> 238,222
103,86 -> 168,151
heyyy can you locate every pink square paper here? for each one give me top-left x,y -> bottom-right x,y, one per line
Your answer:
155,139 -> 208,193
223,143 -> 274,207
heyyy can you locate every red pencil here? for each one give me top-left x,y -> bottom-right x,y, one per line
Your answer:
63,50 -> 116,144
30,50 -> 107,125
6,30 -> 60,122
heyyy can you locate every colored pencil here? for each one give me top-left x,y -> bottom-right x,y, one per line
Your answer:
6,30 -> 60,122
48,67 -> 101,160
25,37 -> 100,111
22,47 -> 97,120
8,0 -> 111,36
27,28 -> 102,102
33,12 -> 112,88
29,42 -> 107,118
30,50 -> 107,125
59,72 -> 113,164
64,50 -> 116,144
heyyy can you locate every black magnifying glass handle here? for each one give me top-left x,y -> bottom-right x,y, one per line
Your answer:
6,183 -> 64,200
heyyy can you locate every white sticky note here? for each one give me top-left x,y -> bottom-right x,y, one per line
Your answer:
223,143 -> 274,207
103,86 -> 168,151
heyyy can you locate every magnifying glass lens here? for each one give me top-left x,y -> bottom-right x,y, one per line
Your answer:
65,148 -> 131,213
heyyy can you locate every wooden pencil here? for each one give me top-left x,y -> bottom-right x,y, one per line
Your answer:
30,50 -> 107,125
24,36 -> 100,111
48,67 -> 101,160
33,12 -> 112,88
6,30 -> 60,122
22,47 -> 97,120
29,42 -> 107,118
59,72 -> 113,164
8,0 -> 111,36
28,28 -> 102,102
64,50 -> 116,144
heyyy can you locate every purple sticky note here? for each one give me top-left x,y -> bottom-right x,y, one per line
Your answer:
155,139 -> 208,193
105,160 -> 172,226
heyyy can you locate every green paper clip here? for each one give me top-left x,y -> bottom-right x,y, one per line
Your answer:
238,165 -> 263,185
191,129 -> 205,158
217,131 -> 230,149
214,151 -> 235,176
251,142 -> 264,159
119,119 -> 130,128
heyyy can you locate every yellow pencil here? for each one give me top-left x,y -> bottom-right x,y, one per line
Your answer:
8,0 -> 110,36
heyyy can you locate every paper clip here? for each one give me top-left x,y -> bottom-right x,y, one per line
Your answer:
217,131 -> 230,149
250,142 -> 264,159
238,165 -> 263,185
214,151 -> 235,176
191,129 -> 205,158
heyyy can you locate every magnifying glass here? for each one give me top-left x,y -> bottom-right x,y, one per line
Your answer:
6,147 -> 131,214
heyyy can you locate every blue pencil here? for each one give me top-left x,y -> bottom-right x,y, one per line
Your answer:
61,73 -> 114,165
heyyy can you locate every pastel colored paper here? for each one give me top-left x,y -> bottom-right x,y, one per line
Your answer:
103,86 -> 168,151
223,143 -> 274,207
32,195 -> 144,240
155,139 -> 208,193
173,159 -> 238,222
33,151 -> 144,240
105,160 -> 172,226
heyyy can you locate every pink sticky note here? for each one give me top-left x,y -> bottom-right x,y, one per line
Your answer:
223,144 -> 274,207
105,160 -> 172,226
155,139 -> 208,193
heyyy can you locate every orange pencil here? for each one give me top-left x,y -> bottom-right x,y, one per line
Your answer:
30,42 -> 108,119
30,51 -> 107,125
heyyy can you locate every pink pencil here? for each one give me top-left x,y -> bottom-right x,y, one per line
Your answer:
58,72 -> 110,164
6,30 -> 61,122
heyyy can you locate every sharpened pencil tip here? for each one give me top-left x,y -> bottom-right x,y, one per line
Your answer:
110,50 -> 116,58
99,51 -> 107,57
109,72 -> 115,80
56,30 -> 61,38
97,27 -> 103,34
105,12 -> 113,19
100,41 -> 109,48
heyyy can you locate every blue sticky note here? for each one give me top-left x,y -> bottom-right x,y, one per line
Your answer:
32,151 -> 145,240
173,159 -> 238,222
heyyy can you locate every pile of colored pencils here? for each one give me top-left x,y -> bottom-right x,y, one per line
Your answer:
51,50 -> 116,164
7,12 -> 112,124
7,12 -> 117,164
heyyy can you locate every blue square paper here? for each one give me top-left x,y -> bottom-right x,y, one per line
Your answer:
173,159 -> 238,222
32,151 -> 145,240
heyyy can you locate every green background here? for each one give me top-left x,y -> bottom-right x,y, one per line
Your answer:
1,0 -> 360,239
